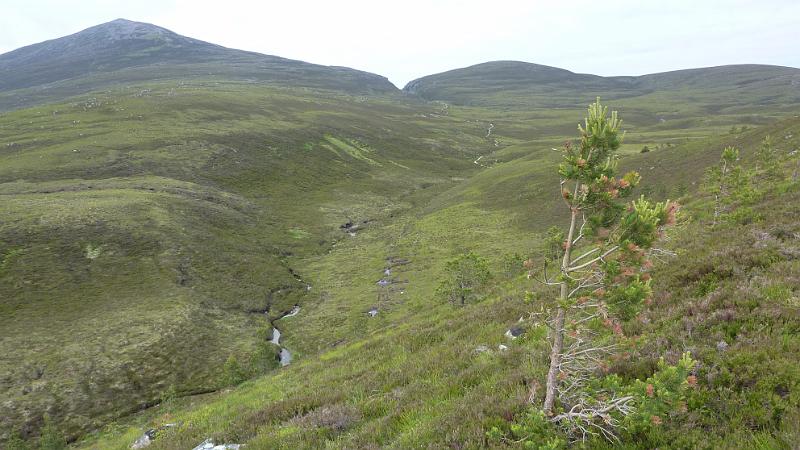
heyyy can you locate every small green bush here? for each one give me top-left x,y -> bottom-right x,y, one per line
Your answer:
436,251 -> 492,306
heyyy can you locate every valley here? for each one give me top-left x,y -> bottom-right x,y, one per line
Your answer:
1,18 -> 799,450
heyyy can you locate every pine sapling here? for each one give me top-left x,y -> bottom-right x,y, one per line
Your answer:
537,99 -> 678,440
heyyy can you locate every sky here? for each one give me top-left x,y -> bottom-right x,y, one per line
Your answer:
2,0 -> 799,88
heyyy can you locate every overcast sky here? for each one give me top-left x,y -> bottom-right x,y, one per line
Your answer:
2,0 -> 798,87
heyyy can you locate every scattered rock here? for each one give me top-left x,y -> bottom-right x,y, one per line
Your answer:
377,279 -> 391,287
505,326 -> 525,339
131,424 -> 176,449
31,366 -> 45,380
340,219 -> 372,234
191,439 -> 241,450
131,433 -> 152,449
474,345 -> 490,353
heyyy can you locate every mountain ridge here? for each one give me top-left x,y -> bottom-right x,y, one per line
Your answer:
402,60 -> 800,108
0,19 -> 398,111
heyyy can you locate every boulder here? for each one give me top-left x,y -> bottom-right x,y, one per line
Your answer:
505,326 -> 525,339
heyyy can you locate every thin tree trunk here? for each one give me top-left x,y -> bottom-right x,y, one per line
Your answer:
543,306 -> 566,413
543,200 -> 579,414
714,159 -> 729,226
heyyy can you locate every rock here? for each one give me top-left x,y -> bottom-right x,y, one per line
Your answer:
474,345 -> 490,353
505,326 -> 525,339
498,344 -> 509,351
131,424 -> 176,449
367,308 -> 378,317
377,279 -> 391,287
131,433 -> 152,449
191,439 -> 241,450
716,340 -> 729,352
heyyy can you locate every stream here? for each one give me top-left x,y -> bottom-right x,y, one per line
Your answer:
269,305 -> 300,366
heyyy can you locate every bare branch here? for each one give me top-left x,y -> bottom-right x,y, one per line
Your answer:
570,246 -> 600,265
567,245 -> 619,272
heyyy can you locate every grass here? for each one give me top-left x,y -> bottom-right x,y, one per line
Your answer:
0,79 -> 494,443
1,56 -> 800,448
67,117 -> 800,449
69,116 -> 800,449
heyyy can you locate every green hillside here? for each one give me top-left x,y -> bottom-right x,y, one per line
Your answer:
0,19 -> 397,111
71,115 -> 800,450
0,80 -> 496,442
2,19 -> 800,450
403,61 -> 800,131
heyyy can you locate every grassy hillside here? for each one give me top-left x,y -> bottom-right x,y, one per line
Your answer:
0,19 -> 397,111
0,80 -> 497,442
68,116 -> 800,450
403,61 -> 800,133
3,21 -> 800,448
3,79 -> 799,448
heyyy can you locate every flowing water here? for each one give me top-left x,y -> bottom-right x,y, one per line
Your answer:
269,306 -> 300,367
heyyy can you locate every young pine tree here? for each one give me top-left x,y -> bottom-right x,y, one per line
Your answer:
539,99 -> 678,426
437,252 -> 492,306
705,146 -> 752,225
754,135 -> 781,181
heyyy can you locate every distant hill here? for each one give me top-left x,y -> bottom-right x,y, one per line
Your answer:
403,60 -> 800,111
0,19 -> 398,110
3,18 -> 800,449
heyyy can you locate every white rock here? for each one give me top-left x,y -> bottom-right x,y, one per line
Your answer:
131,434 -> 151,449
192,439 -> 242,450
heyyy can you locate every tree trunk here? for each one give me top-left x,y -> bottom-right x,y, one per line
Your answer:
543,204 -> 579,414
543,305 -> 566,413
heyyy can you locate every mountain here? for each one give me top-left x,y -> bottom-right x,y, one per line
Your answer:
403,60 -> 800,111
3,19 -> 800,449
0,22 -> 486,444
403,60 -> 612,98
0,19 -> 397,110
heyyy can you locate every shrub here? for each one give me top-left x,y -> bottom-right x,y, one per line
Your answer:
436,252 -> 492,306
